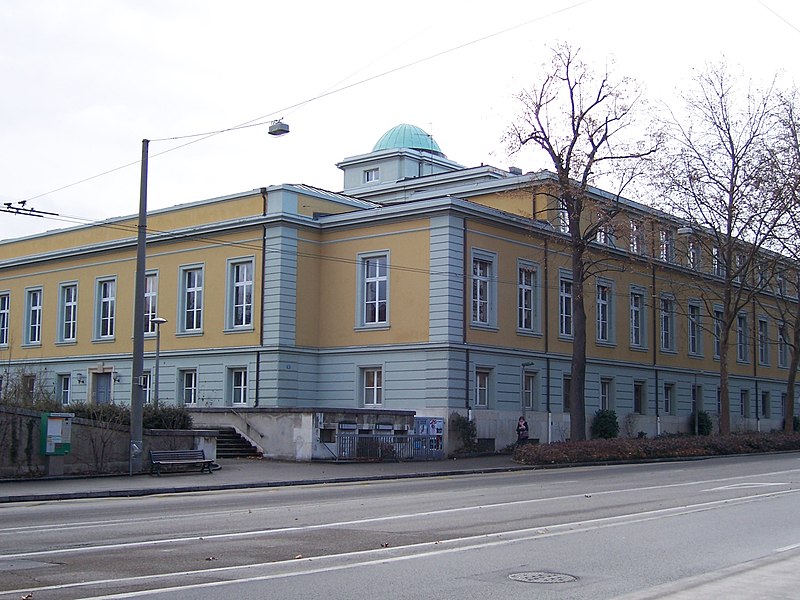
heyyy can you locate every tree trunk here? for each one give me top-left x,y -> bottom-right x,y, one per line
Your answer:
786,303 -> 800,432
718,328 -> 731,435
570,248 -> 588,441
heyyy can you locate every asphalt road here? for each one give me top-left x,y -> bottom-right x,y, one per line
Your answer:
1,454 -> 799,599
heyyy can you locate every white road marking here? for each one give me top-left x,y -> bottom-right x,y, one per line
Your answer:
1,487 -> 798,599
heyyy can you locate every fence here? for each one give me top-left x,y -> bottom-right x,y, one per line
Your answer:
337,433 -> 444,461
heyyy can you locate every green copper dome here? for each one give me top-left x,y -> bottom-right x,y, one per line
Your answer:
372,124 -> 444,157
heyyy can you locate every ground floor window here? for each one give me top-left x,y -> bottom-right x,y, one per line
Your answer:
475,369 -> 490,408
182,370 -> 197,405
363,367 -> 382,406
231,368 -> 247,405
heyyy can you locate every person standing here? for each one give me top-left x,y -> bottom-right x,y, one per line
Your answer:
516,416 -> 529,445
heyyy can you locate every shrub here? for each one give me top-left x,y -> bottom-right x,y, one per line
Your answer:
689,410 -> 713,436
451,413 -> 478,453
143,404 -> 193,429
590,409 -> 619,439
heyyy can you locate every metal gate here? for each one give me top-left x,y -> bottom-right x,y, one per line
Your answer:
337,433 -> 443,461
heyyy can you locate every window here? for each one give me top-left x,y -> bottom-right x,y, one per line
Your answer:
559,275 -> 573,337
517,263 -> 538,332
758,318 -> 769,365
600,378 -> 613,410
229,259 -> 254,329
630,289 -> 645,348
692,384 -> 703,412
141,371 -> 151,404
523,372 -> 536,410
761,391 -> 771,418
231,368 -> 247,405
59,283 -> 78,343
0,293 -> 8,346
25,288 -> 43,345
663,383 -> 675,415
659,229 -> 674,262
595,215 -> 612,245
737,313 -> 749,362
363,367 -> 383,406
472,255 -> 493,326
96,278 -> 116,339
360,253 -> 388,326
778,324 -> 789,368
713,308 -> 723,359
59,375 -> 71,405
475,369 -> 490,408
740,389 -> 750,417
22,375 -> 35,400
363,168 -> 379,183
687,239 -> 701,269
776,274 -> 786,296
181,370 -> 198,405
633,381 -> 645,415
660,296 -> 675,352
562,375 -> 571,412
734,254 -> 745,284
144,273 -> 158,334
716,386 -> 722,414
557,199 -> 569,233
712,247 -> 725,277
781,393 -> 787,417
688,303 -> 701,356
181,267 -> 203,332
596,282 -> 611,343
629,220 -> 643,254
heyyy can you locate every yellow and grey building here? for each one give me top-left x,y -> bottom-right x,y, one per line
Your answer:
0,124 -> 794,454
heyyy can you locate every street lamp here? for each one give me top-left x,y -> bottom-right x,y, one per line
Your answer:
151,317 -> 168,409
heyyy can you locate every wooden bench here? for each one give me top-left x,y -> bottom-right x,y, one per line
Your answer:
149,449 -> 214,476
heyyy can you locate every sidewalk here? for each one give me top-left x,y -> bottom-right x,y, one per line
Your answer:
0,453 -> 526,503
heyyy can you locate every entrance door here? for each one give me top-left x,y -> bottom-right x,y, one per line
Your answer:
93,373 -> 112,405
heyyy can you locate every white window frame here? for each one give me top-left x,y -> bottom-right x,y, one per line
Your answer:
143,272 -> 158,335
363,168 -> 379,183
633,381 -> 645,415
180,265 -> 204,333
737,313 -> 749,363
630,288 -> 645,349
59,283 -> 78,343
659,229 -> 674,262
523,371 -> 537,410
25,287 -> 43,345
471,250 -> 496,328
181,369 -> 198,405
517,261 -> 539,333
557,199 -> 569,233
758,317 -> 769,366
0,292 -> 8,346
228,258 -> 255,330
660,295 -> 675,352
779,323 -> 789,368
559,273 -> 574,338
358,252 -> 389,327
688,302 -> 702,356
362,366 -> 383,407
761,390 -> 771,418
59,374 -> 71,405
141,371 -> 152,405
96,277 -> 116,340
713,307 -> 723,359
687,238 -> 701,269
475,368 -> 491,408
712,247 -> 725,277
600,378 -> 613,410
596,280 -> 613,344
663,382 -> 675,415
629,219 -> 643,255
230,368 -> 247,405
740,388 -> 750,417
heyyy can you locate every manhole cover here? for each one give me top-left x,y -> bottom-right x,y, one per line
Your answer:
509,571 -> 578,584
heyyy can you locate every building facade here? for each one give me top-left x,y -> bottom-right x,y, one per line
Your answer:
0,124 -> 795,455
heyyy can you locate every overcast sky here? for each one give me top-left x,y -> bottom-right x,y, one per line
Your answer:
1,0 -> 798,241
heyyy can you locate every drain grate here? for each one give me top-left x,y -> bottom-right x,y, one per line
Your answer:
509,571 -> 578,584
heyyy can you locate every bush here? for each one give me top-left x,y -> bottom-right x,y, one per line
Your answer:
143,404 -> 193,429
590,409 -> 619,439
514,431 -> 800,465
690,410 -> 713,436
451,413 -> 478,453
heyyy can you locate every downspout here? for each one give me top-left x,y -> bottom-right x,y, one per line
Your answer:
544,237 -> 552,444
463,218 -> 471,419
255,187 -> 268,408
753,298 -> 759,431
652,255 -> 660,436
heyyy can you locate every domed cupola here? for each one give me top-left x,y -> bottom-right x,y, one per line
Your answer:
372,124 -> 445,157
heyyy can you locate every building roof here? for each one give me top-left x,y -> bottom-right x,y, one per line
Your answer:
372,124 -> 445,157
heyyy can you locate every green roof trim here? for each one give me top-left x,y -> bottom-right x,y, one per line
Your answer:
372,124 -> 444,156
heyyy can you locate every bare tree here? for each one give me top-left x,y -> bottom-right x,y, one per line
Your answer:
508,43 -> 659,441
655,63 -> 782,435
764,88 -> 800,431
